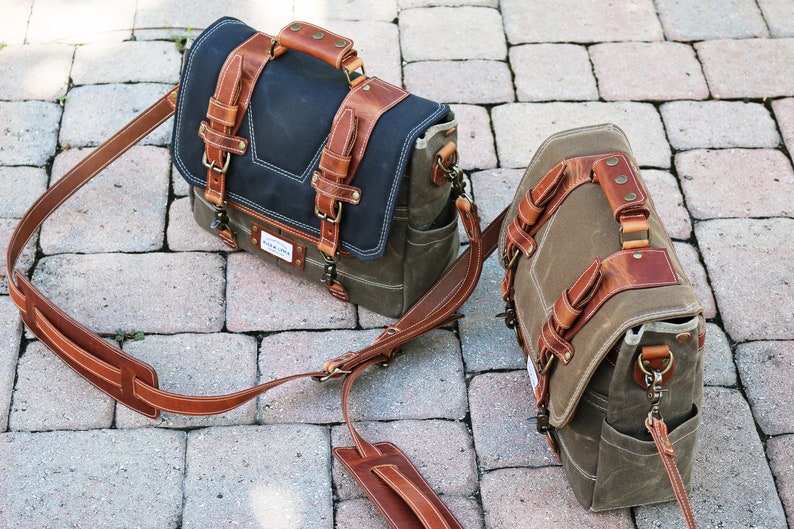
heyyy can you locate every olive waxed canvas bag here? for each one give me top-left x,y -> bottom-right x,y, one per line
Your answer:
499,124 -> 705,528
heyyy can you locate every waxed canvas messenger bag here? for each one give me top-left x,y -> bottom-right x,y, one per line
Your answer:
499,124 -> 705,527
174,17 -> 463,317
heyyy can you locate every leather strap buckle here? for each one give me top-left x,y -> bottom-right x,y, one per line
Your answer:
201,151 -> 231,174
315,202 -> 343,225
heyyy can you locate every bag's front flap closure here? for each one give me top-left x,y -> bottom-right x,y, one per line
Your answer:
172,18 -> 450,260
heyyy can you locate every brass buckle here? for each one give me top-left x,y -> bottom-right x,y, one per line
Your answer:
202,151 -> 231,175
315,367 -> 353,383
315,202 -> 343,225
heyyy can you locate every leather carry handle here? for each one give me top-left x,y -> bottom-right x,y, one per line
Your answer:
274,21 -> 366,85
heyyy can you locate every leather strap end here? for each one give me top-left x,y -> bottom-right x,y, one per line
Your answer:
334,442 -> 462,529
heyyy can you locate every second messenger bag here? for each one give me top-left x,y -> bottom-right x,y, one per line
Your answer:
499,124 -> 705,528
173,17 -> 462,317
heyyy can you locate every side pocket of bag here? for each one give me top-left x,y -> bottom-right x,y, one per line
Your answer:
591,406 -> 700,511
402,203 -> 460,309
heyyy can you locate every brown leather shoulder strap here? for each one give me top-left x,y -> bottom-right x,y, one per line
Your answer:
6,85 -> 501,529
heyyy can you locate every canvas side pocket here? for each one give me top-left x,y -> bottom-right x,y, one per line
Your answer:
590,406 -> 700,511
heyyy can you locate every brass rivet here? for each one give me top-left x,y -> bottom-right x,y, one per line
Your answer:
169,91 -> 178,100
335,40 -> 346,48
564,351 -> 571,362
615,175 -> 628,184
676,332 -> 692,343
251,225 -> 258,233
606,157 -> 619,166
624,192 -> 637,201
312,174 -> 319,183
199,124 -> 206,134
661,358 -> 670,367
290,23 -> 302,31
297,247 -> 304,254
633,252 -> 643,259
252,238 -> 258,246
313,32 -> 324,40
362,85 -> 371,91
238,141 -> 246,150
387,328 -> 396,335
352,191 -> 361,201
296,259 -> 302,267
643,360 -> 651,368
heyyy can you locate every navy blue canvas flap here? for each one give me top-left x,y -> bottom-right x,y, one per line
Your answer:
172,18 -> 450,260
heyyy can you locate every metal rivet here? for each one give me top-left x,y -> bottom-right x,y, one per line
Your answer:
387,328 -> 397,335
312,174 -> 319,183
251,238 -> 258,246
296,259 -> 302,267
169,91 -> 178,100
633,252 -> 643,259
643,360 -> 651,368
624,192 -> 637,201
564,352 -> 571,362
352,191 -> 361,201
313,32 -> 324,40
297,247 -> 304,254
238,141 -> 246,150
615,175 -> 628,184
676,332 -> 692,343
251,225 -> 258,233
362,85 -> 370,91
290,23 -> 302,31
199,124 -> 205,134
335,40 -> 346,48
606,157 -> 619,166
661,358 -> 670,367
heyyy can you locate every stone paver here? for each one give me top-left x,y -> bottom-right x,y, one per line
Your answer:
182,424 -> 332,529
492,102 -> 671,168
449,104 -> 498,170
9,341 -> 115,432
0,101 -> 62,166
0,428 -> 185,528
655,0 -> 769,41
590,42 -> 709,101
736,341 -> 794,436
481,467 -> 634,527
773,98 -> 794,154
501,0 -> 663,44
2,1 -> 793,528
59,83 -> 173,148
399,7 -> 507,61
759,0 -> 794,37
30,252 -> 226,334
226,252 -> 357,332
405,61 -> 514,105
767,435 -> 794,526
0,297 -> 22,432
40,146 -> 170,254
72,41 -> 182,85
0,166 -> 48,219
26,0 -> 137,43
115,333 -> 259,429
676,149 -> 794,219
510,44 -> 598,102
696,218 -> 794,341
0,44 -> 73,101
469,370 -> 559,470
696,38 -> 794,99
662,101 -> 781,150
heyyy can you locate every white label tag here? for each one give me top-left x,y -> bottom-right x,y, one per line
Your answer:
260,231 -> 294,263
527,360 -> 540,394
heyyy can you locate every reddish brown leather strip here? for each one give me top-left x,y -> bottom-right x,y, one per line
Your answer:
277,21 -> 357,70
646,417 -> 699,529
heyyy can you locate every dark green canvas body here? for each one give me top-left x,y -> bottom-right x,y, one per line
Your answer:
499,124 -> 705,511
